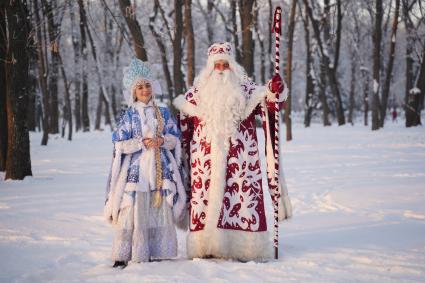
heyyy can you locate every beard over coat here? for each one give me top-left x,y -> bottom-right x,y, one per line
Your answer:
173,65 -> 291,261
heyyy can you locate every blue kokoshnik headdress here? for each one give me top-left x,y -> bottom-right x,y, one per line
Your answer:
122,57 -> 162,105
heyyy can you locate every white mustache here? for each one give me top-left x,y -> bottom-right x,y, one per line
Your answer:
211,70 -> 231,83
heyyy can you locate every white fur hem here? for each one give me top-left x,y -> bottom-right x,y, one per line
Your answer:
187,229 -> 273,261
173,95 -> 199,117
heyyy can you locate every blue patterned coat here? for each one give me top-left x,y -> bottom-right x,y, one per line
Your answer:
104,104 -> 186,225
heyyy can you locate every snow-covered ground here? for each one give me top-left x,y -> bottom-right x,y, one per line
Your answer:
1,121 -> 425,282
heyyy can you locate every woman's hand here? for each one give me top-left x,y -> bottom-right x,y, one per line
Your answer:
142,137 -> 164,149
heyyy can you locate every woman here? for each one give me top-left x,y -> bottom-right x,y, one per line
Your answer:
104,58 -> 186,268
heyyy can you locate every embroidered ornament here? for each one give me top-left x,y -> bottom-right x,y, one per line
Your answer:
123,57 -> 155,91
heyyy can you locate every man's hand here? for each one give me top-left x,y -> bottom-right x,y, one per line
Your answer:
268,74 -> 284,94
142,137 -> 164,149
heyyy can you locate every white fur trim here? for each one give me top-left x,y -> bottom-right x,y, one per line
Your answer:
174,139 -> 182,168
266,80 -> 289,103
201,135 -> 229,237
105,152 -> 132,225
187,229 -> 272,261
164,150 -> 187,222
207,53 -> 233,66
173,95 -> 199,118
262,101 -> 292,222
115,137 -> 143,154
162,134 -> 178,151
281,84 -> 289,102
243,86 -> 267,120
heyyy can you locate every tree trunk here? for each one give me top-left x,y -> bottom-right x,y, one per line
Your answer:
111,24 -> 124,121
371,0 -> 383,130
185,0 -> 195,87
173,0 -> 185,97
416,45 -> 425,124
25,10 -> 37,133
77,0 -> 90,132
42,0 -> 60,134
26,69 -> 37,132
361,67 -> 370,126
0,4 -> 7,171
95,88 -> 103,130
285,0 -> 297,141
415,44 -> 425,124
34,0 -> 50,145
85,13 -> 115,131
239,0 -> 255,78
403,0 -> 420,127
69,1 -> 81,132
231,0 -> 241,64
319,59 -> 331,126
348,50 -> 356,125
334,0 -> 342,72
58,54 -> 72,141
301,4 -> 314,127
206,0 -> 215,45
4,0 -> 32,180
303,0 -> 345,125
380,0 -> 400,128
118,0 -> 148,61
253,0 -> 265,84
149,1 -> 173,102
268,0 -> 274,78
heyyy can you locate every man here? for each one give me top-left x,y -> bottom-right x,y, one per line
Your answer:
173,42 -> 292,261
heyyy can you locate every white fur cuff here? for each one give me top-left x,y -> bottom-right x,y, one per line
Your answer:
266,80 -> 289,103
173,95 -> 199,117
162,134 -> 178,150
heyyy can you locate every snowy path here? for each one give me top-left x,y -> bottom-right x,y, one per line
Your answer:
1,123 -> 425,282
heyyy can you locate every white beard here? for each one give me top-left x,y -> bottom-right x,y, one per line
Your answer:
198,70 -> 247,147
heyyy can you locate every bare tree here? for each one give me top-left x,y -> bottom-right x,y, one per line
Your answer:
185,0 -> 195,87
41,0 -> 61,134
231,0 -> 241,64
58,52 -> 72,141
302,0 -> 345,125
174,0 -> 185,96
380,0 -> 401,127
402,0 -> 421,127
348,47 -> 357,125
416,44 -> 425,123
253,0 -> 265,84
118,0 -> 148,60
285,0 -> 297,141
0,2 -> 7,171
299,2 -> 315,127
4,0 -> 33,180
34,0 -> 50,145
268,0 -> 274,78
195,0 -> 216,45
77,0 -> 90,132
149,0 -> 173,101
371,0 -> 383,130
239,0 -> 255,77
69,0 -> 82,132
85,11 -> 114,131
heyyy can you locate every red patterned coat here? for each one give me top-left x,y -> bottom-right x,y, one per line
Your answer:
173,80 -> 291,261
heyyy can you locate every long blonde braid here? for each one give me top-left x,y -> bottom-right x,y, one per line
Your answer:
151,101 -> 165,208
